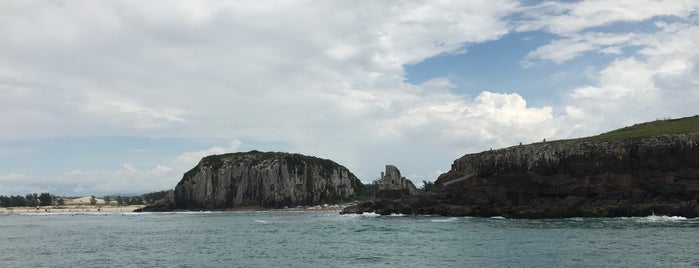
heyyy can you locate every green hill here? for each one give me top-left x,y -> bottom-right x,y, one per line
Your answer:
583,115 -> 699,141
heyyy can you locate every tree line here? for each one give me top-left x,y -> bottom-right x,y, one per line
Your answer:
0,193 -> 61,207
0,190 -> 173,208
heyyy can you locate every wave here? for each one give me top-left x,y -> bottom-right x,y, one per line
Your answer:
430,217 -> 459,222
12,212 -> 111,216
340,212 -> 381,218
635,215 -> 688,223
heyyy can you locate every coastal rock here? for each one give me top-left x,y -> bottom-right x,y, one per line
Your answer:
343,133 -> 699,218
134,191 -> 176,212
171,151 -> 366,210
377,165 -> 418,194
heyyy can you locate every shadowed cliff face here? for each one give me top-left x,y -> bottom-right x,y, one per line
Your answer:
343,133 -> 699,218
173,151 -> 364,210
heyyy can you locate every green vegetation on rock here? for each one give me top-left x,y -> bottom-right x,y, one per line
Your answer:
584,115 -> 699,141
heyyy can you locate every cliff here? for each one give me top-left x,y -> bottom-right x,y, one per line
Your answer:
154,151 -> 366,210
343,117 -> 699,218
378,165 -> 417,194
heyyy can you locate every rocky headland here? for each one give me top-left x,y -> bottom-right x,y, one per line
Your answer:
343,117 -> 699,218
139,151 -> 368,211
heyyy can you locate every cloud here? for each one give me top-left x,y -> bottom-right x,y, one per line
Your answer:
522,32 -> 636,65
563,22 -> 699,129
516,1 -> 699,133
1,1 -> 698,195
513,0 -> 699,35
0,1 -> 517,142
0,164 -> 183,196
175,140 -> 242,168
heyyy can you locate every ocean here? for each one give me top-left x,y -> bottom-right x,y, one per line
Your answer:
1,211 -> 697,267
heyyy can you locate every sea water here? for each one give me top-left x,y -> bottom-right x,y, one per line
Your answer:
1,211 -> 698,267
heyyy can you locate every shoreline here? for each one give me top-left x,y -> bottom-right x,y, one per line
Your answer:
0,205 -> 144,214
0,204 -> 349,214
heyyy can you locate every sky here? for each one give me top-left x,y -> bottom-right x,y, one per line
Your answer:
1,0 -> 698,196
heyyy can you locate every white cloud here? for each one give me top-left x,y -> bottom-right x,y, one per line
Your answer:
175,140 -> 242,168
0,172 -> 28,184
523,32 -> 636,65
516,1 -> 699,133
0,164 -> 183,196
1,1 -> 698,194
514,0 -> 699,35
563,23 -> 699,129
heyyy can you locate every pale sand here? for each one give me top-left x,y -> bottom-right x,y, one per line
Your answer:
0,205 -> 144,214
0,203 -> 349,214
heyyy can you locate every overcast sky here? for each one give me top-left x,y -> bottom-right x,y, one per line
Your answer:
1,0 -> 698,196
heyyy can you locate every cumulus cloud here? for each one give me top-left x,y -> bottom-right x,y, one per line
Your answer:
1,1 -> 698,194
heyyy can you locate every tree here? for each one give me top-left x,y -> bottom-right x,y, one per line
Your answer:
116,196 -> 124,206
90,195 -> 97,206
128,196 -> 143,205
56,197 -> 65,206
26,193 -> 39,207
10,195 -> 27,207
0,195 -> 9,207
104,196 -> 111,205
39,193 -> 53,206
142,190 -> 172,204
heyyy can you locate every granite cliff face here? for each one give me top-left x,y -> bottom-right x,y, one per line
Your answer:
172,151 -> 365,210
378,165 -> 418,194
343,133 -> 699,218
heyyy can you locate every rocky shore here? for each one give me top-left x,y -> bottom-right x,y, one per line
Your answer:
342,133 -> 699,218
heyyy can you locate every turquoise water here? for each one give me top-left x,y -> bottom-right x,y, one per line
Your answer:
1,211 -> 698,267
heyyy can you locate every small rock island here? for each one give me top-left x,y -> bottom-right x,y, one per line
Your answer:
138,151 -> 369,211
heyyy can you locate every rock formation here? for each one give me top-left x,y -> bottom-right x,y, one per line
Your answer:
378,165 -> 417,194
343,133 -> 699,218
146,151 -> 366,211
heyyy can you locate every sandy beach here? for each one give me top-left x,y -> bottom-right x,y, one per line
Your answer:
0,205 -> 144,214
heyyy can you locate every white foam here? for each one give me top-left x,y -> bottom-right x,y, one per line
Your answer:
253,219 -> 270,224
355,212 -> 380,217
430,217 -> 459,222
490,216 -> 506,220
638,215 -> 687,222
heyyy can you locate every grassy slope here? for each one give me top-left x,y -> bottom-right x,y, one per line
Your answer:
582,115 -> 699,141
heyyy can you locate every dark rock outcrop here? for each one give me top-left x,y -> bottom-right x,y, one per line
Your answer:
134,191 -> 176,212
343,133 -> 699,218
144,151 -> 366,211
378,165 -> 418,194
